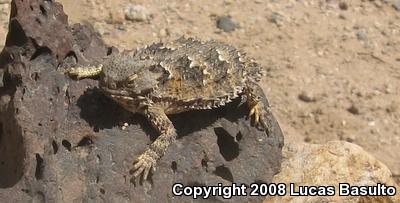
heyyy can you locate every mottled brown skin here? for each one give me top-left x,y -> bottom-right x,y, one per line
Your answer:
66,37 -> 270,182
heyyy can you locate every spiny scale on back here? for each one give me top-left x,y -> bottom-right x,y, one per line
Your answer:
103,37 -> 264,112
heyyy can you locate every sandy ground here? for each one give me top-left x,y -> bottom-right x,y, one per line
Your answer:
0,0 -> 399,183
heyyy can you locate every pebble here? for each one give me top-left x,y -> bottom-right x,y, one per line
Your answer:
93,22 -> 109,35
338,13 -> 347,20
304,137 -> 312,143
393,0 -> 400,11
356,30 -> 367,40
386,102 -> 399,113
338,1 -> 348,10
216,16 -> 236,32
347,104 -> 360,115
270,12 -> 284,27
0,2 -> 9,13
223,0 -> 234,5
374,1 -> 383,8
159,28 -> 169,37
124,4 -> 152,22
345,136 -> 355,143
298,91 -> 317,103
121,122 -> 129,130
108,9 -> 125,24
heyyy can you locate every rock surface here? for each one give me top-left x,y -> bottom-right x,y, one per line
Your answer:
23,1 -> 400,181
265,141 -> 400,203
0,0 -> 283,202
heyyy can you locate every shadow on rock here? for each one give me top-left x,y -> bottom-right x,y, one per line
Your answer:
76,87 -> 248,142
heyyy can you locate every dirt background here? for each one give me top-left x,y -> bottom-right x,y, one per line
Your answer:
0,0 -> 399,184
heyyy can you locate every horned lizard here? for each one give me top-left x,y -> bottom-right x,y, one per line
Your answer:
66,37 -> 271,181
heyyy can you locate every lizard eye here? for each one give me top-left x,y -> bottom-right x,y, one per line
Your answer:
126,74 -> 137,86
127,74 -> 138,82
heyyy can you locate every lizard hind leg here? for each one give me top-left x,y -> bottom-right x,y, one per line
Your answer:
130,106 -> 177,182
244,81 -> 272,135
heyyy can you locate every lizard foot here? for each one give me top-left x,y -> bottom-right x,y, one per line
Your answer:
130,150 -> 157,182
248,102 -> 268,131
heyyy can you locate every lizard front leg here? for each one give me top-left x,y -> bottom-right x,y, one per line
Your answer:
244,81 -> 272,135
65,64 -> 103,79
131,106 -> 177,181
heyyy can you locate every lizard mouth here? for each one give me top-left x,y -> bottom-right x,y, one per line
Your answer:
101,87 -> 130,97
101,88 -> 136,102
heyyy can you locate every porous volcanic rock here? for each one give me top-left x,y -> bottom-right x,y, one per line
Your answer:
0,0 -> 284,202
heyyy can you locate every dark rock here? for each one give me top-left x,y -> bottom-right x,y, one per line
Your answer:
0,68 -> 3,87
216,16 -> 237,32
0,0 -> 283,202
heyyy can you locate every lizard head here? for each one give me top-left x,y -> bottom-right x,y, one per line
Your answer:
99,54 -> 165,98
